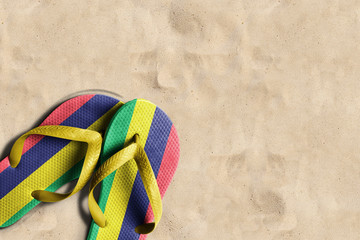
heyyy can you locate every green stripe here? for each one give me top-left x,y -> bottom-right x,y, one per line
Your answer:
87,100 -> 137,240
1,159 -> 83,227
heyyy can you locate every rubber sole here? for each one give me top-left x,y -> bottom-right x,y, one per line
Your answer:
0,94 -> 123,228
87,99 -> 180,240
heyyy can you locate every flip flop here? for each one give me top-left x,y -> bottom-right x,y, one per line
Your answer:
87,99 -> 180,240
0,94 -> 123,228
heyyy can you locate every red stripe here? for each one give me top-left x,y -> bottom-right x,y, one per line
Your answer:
139,125 -> 180,240
0,157 -> 10,173
0,94 -> 95,174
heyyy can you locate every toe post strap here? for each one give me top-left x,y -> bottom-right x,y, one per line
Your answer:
88,134 -> 162,234
10,125 -> 103,202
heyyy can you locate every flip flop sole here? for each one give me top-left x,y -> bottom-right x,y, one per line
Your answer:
88,99 -> 180,240
0,94 -> 123,228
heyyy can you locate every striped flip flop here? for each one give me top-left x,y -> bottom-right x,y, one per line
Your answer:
87,99 -> 180,240
0,94 -> 123,228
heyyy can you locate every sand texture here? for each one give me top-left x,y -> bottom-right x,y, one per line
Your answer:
1,0 -> 360,239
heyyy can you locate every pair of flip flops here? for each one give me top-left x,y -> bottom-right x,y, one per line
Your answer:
0,94 -> 180,240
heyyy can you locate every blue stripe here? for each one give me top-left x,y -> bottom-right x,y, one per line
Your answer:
117,107 -> 173,240
0,95 -> 119,199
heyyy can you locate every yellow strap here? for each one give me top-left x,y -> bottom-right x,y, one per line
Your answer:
10,125 -> 102,202
88,134 -> 162,234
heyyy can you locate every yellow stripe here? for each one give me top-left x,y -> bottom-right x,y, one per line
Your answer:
0,102 -> 123,226
96,100 -> 156,240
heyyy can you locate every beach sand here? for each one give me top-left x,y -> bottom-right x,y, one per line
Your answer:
1,0 -> 360,239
